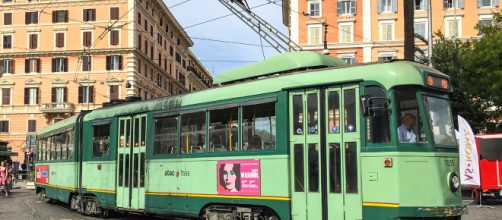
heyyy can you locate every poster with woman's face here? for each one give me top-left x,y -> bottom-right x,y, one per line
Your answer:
217,160 -> 260,195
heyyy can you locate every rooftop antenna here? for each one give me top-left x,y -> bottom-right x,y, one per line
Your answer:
219,0 -> 302,52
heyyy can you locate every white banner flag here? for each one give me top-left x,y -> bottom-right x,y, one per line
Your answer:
458,115 -> 481,186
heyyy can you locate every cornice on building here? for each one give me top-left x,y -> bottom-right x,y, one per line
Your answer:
152,0 -> 193,47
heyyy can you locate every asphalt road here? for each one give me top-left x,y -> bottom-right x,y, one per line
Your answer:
1,181 -> 502,220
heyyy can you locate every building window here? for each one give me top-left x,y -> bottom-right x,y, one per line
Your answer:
1,88 -> 11,105
415,0 -> 426,10
479,0 -> 497,7
4,13 -> 12,25
106,55 -> 122,71
110,30 -> 119,45
28,120 -> 36,133
445,18 -> 461,38
25,11 -> 38,24
308,25 -> 321,45
24,87 -> 39,105
83,31 -> 92,47
0,59 -> 14,74
93,123 -> 110,158
137,12 -> 141,24
3,35 -> 12,49
51,87 -> 67,103
29,34 -> 38,49
110,7 -> 119,20
83,9 -> 96,22
51,57 -> 68,72
338,0 -> 356,15
82,55 -> 91,71
109,85 -> 119,101
0,121 -> 8,133
339,55 -> 356,64
339,23 -> 353,43
137,34 -> 142,49
55,32 -> 65,48
378,0 -> 396,13
380,22 -> 394,41
308,1 -> 321,17
378,53 -> 397,61
25,58 -> 41,73
444,0 -> 463,9
52,10 -> 69,23
414,21 -> 427,39
78,86 -> 94,103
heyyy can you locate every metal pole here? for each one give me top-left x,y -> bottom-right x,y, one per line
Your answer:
428,0 -> 433,66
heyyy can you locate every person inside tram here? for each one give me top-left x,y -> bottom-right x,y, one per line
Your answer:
398,113 -> 417,143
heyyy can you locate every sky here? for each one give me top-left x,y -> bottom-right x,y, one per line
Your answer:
165,0 -> 287,77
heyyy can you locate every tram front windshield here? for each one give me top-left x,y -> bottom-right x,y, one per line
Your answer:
423,96 -> 457,147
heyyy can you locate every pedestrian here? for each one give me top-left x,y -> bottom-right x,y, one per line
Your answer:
0,160 -> 9,196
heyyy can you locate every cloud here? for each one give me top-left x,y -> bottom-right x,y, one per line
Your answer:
166,0 -> 287,76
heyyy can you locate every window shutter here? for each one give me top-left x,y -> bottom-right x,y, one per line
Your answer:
92,9 -> 96,21
106,56 -> 111,70
351,0 -> 356,14
24,88 -> 29,104
51,58 -> 56,72
25,59 -> 30,73
51,88 -> 56,103
337,1 -> 342,15
377,0 -> 383,13
392,0 -> 398,13
119,56 -> 123,70
443,0 -> 448,8
36,88 -> 40,104
64,10 -> 69,22
63,58 -> 68,72
37,59 -> 41,73
10,59 -> 14,74
52,11 -> 56,23
25,12 -> 30,25
78,87 -> 83,103
459,0 -> 464,9
33,12 -> 38,24
90,86 -> 94,103
63,87 -> 68,102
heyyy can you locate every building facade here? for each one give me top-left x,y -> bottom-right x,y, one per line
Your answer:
284,0 -> 501,62
0,0 -> 212,161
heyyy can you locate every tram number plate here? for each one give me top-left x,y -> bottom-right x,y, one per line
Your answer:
444,159 -> 455,167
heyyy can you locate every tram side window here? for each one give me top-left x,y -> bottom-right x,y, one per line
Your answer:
209,108 -> 238,152
47,137 -> 52,161
242,102 -> 276,151
181,112 -> 206,154
154,116 -> 178,155
395,87 -> 427,143
365,86 -> 390,143
61,132 -> 67,160
93,124 -> 110,157
67,131 -> 74,160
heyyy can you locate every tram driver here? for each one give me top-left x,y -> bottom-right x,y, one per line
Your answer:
398,113 -> 417,143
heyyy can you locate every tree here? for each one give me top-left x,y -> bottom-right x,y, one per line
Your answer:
428,13 -> 502,132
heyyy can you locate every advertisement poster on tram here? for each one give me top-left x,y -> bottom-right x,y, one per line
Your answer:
217,160 -> 260,195
36,165 -> 49,184
458,116 -> 480,186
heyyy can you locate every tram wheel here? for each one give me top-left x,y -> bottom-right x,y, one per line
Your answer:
70,195 -> 79,210
39,189 -> 51,203
85,198 -> 98,215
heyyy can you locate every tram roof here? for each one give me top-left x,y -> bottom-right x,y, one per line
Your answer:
38,115 -> 78,137
83,59 -> 445,122
213,51 -> 348,85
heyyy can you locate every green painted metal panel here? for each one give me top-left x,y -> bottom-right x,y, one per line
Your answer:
214,51 -> 347,84
82,161 -> 116,192
83,61 -> 437,122
37,115 -> 78,137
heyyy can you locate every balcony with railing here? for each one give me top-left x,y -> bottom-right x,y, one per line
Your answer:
40,102 -> 74,114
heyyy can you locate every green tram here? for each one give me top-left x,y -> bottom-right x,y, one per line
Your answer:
35,51 -> 465,219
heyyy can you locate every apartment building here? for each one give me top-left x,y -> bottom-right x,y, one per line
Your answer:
284,0 -> 501,62
0,0 -> 213,161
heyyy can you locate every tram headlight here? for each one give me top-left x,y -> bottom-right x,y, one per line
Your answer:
448,172 -> 460,192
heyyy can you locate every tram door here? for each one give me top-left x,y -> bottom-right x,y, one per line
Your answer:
290,85 -> 362,220
117,115 -> 147,210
